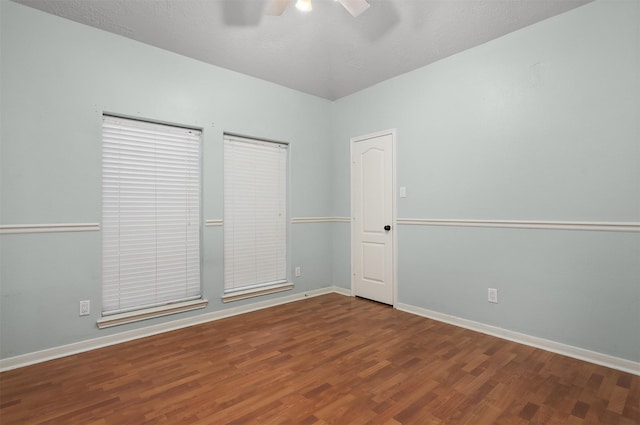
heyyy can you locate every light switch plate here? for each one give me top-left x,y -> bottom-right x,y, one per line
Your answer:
488,288 -> 498,303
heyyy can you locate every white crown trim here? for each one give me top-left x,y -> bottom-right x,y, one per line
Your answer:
0,223 -> 100,234
291,217 -> 350,224
397,218 -> 640,232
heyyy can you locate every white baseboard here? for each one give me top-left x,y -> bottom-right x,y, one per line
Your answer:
0,286 -> 341,372
331,286 -> 352,296
4,289 -> 636,377
396,302 -> 640,376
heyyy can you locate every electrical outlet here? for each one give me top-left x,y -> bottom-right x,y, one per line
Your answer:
79,300 -> 90,316
488,288 -> 498,304
295,266 -> 301,277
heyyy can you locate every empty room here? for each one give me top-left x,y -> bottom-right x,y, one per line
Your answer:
0,0 -> 638,423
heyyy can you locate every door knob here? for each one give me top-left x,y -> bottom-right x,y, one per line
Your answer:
384,225 -> 391,231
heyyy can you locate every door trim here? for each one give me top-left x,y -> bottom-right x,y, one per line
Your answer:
350,129 -> 397,306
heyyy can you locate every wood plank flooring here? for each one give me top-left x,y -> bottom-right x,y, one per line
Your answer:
1,293 -> 638,424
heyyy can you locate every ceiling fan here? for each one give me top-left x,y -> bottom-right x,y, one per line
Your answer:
266,0 -> 370,17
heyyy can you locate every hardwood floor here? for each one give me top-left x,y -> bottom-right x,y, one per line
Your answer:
1,293 -> 638,424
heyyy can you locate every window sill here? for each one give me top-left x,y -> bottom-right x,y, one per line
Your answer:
222,283 -> 294,303
97,299 -> 208,329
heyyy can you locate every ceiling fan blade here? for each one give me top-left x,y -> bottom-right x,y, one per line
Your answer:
265,0 -> 291,16
337,0 -> 370,17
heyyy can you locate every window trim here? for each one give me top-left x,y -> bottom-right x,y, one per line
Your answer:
222,134 -> 290,299
101,114 -> 204,323
221,282 -> 293,303
97,299 -> 208,329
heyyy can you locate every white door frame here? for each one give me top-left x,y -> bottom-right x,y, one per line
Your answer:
350,128 -> 398,306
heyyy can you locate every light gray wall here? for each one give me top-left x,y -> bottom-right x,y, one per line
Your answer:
332,0 -> 640,362
2,0 -> 639,365
0,1 -> 334,358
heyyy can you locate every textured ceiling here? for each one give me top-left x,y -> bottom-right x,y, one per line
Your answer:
13,0 -> 592,100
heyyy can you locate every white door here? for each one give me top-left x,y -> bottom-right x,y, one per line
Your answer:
351,131 -> 395,305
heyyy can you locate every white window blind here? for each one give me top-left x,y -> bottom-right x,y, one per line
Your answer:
102,115 -> 201,315
224,135 -> 288,293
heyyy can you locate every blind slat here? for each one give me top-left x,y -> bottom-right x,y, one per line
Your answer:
223,136 -> 288,291
102,115 -> 201,315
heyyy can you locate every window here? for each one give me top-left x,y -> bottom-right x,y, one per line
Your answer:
100,115 -> 205,327
223,135 -> 290,301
